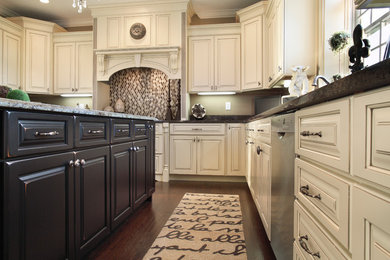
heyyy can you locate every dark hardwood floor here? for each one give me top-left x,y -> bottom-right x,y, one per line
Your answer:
86,181 -> 276,260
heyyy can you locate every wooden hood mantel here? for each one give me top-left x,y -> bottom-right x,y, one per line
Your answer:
95,46 -> 181,81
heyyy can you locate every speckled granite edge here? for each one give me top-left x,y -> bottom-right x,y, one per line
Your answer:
0,98 -> 157,121
250,59 -> 390,121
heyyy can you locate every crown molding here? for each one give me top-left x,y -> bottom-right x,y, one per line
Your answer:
52,17 -> 93,28
0,4 -> 20,17
195,8 -> 237,19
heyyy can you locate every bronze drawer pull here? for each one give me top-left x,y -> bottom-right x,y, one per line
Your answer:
299,235 -> 320,258
258,129 -> 265,132
300,131 -> 322,137
34,131 -> 59,136
88,129 -> 104,134
192,128 -> 202,131
300,185 -> 322,200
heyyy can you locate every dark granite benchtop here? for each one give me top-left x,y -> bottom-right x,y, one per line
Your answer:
249,59 -> 390,121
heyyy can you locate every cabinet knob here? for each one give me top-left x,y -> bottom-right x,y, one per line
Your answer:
69,160 -> 75,167
278,66 -> 282,72
258,81 -> 261,86
269,77 -> 273,82
80,159 -> 86,166
74,159 -> 81,167
136,146 -> 140,151
72,88 -> 75,92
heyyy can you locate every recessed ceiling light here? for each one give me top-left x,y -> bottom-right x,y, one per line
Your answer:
40,0 -> 50,3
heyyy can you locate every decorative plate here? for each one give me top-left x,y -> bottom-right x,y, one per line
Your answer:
191,104 -> 206,119
130,23 -> 146,39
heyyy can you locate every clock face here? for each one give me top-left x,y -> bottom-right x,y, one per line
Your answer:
130,23 -> 146,40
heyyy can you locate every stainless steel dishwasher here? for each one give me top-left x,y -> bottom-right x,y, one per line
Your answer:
270,113 -> 295,260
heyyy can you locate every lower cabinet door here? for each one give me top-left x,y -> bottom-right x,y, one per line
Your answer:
197,136 -> 225,175
352,187 -> 390,260
75,146 -> 110,258
3,152 -> 75,260
111,142 -> 133,230
170,135 -> 197,174
133,139 -> 150,209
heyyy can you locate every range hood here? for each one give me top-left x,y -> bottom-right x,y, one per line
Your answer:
95,46 -> 181,81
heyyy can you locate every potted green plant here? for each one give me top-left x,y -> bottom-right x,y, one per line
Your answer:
329,31 -> 350,81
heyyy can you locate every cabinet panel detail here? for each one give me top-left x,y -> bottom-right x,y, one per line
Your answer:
295,98 -> 350,172
353,88 -> 390,188
351,187 -> 390,260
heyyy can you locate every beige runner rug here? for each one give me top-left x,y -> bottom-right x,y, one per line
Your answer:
142,193 -> 247,260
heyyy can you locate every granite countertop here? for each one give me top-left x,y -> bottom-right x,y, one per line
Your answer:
0,98 -> 157,121
160,115 -> 252,124
249,59 -> 390,121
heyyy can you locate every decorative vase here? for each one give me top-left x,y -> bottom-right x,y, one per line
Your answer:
114,99 -> 125,113
104,106 -> 114,112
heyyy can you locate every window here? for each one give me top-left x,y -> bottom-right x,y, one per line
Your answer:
355,7 -> 390,66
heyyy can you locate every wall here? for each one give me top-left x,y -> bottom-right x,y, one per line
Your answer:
29,95 -> 93,108
189,90 -> 286,116
109,68 -> 180,120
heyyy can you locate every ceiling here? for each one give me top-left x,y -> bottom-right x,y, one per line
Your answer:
0,0 -> 259,28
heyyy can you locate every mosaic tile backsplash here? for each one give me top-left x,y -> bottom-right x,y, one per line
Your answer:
109,68 -> 180,120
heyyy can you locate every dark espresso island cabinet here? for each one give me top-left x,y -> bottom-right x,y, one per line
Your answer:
0,108 -> 155,260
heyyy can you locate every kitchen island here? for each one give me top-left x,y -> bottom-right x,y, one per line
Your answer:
0,100 -> 156,260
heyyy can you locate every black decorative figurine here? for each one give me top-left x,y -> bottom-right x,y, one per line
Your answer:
348,24 -> 370,73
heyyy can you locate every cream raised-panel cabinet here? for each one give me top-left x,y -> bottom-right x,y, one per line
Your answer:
237,2 -> 267,91
197,135 -> 225,176
0,18 -> 22,90
188,36 -> 214,92
352,87 -> 390,188
188,24 -> 241,93
170,135 -> 225,175
351,187 -> 390,260
265,0 -> 316,87
53,32 -> 93,94
25,29 -> 52,94
227,124 -> 245,176
8,17 -> 67,94
256,142 -> 271,240
170,135 -> 197,175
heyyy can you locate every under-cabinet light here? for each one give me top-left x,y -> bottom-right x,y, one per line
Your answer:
60,94 -> 92,97
40,0 -> 50,3
197,92 -> 236,96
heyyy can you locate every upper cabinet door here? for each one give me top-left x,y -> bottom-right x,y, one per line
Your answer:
353,88 -> 390,189
2,31 -> 21,89
241,17 -> 263,91
188,36 -> 214,92
54,42 -> 75,94
75,42 -> 93,94
25,29 -> 52,94
214,35 -> 240,92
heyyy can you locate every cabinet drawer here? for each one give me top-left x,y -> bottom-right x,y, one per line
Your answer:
133,121 -> 148,140
295,158 -> 349,248
353,87 -> 390,189
3,111 -> 74,158
294,201 -> 348,260
170,123 -> 225,135
295,98 -> 350,172
351,187 -> 390,260
75,116 -> 109,148
255,118 -> 271,144
111,118 -> 133,144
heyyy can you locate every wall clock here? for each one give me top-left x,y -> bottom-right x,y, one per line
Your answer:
130,23 -> 146,39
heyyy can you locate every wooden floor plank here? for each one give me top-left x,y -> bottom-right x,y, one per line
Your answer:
86,181 -> 276,260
